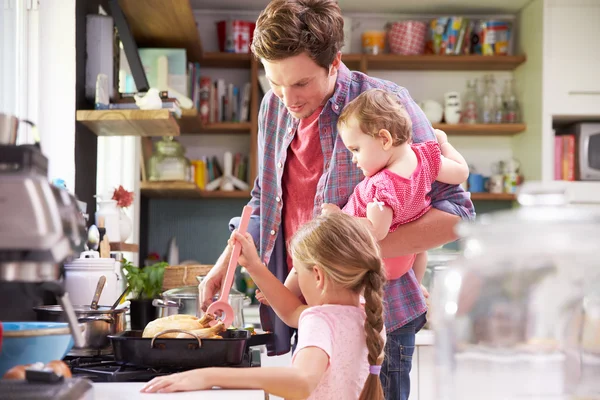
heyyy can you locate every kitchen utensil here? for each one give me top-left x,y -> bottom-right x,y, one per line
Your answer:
64,251 -> 122,306
433,182 -> 600,399
90,275 -> 106,310
206,206 -> 252,328
111,286 -> 129,310
109,329 -> 273,369
0,322 -> 84,376
33,305 -> 127,356
86,225 -> 100,251
154,285 -> 250,328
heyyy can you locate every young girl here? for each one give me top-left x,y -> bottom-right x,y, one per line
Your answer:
141,212 -> 387,400
322,88 -> 469,285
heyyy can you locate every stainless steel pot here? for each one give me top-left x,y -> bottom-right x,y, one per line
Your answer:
153,286 -> 199,318
153,285 -> 250,328
33,304 -> 127,356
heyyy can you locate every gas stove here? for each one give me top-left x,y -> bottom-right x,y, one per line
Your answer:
64,347 -> 262,383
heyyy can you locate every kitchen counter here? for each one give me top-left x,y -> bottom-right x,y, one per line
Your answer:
92,383 -> 265,399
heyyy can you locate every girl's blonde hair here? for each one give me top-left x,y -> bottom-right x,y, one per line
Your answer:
289,212 -> 386,400
338,88 -> 413,146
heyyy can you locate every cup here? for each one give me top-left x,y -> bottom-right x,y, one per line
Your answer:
468,173 -> 485,193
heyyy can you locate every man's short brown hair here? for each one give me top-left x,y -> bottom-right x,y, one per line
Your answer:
338,89 -> 413,146
251,0 -> 344,69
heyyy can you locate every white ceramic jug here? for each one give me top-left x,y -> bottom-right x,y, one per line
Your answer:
64,251 -> 123,306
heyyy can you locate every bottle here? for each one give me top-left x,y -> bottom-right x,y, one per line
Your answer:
503,78 -> 521,123
462,79 -> 478,124
479,74 -> 496,124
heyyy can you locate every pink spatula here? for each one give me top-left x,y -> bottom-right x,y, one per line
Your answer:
206,205 -> 252,328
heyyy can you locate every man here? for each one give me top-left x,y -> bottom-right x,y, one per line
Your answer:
199,1 -> 475,399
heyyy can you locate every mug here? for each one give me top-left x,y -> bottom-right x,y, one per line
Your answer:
468,173 -> 485,193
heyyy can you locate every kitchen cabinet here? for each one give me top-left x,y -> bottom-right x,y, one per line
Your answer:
546,0 -> 600,116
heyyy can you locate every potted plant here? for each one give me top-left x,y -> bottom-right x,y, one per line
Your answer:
122,259 -> 168,330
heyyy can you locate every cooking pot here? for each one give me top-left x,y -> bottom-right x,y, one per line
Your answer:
33,305 -> 127,356
153,285 -> 250,328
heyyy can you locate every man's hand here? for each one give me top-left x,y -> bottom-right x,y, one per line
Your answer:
321,203 -> 341,215
434,129 -> 448,145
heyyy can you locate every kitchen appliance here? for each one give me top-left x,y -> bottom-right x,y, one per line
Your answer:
0,113 -> 90,399
575,123 -> 600,180
34,305 -> 127,356
433,182 -> 600,400
65,343 -> 264,383
64,250 -> 123,306
0,122 -> 85,343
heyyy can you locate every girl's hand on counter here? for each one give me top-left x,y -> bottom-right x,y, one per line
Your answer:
229,230 -> 264,272
141,369 -> 213,393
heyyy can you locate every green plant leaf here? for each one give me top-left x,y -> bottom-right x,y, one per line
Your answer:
121,259 -> 167,300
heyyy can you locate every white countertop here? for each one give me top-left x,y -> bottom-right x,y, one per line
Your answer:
92,383 -> 265,399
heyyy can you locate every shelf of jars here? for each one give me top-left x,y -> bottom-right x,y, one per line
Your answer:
431,123 -> 526,135
363,54 -> 526,71
140,181 -> 251,199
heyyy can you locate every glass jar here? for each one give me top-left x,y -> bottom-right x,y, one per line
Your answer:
148,137 -> 191,181
433,182 -> 600,400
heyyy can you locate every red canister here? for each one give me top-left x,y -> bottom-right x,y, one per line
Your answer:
217,20 -> 256,53
387,21 -> 427,55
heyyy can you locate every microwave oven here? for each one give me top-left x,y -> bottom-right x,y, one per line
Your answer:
575,123 -> 600,180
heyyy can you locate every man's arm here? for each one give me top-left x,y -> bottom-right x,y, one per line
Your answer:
380,208 -> 460,256
379,88 -> 475,258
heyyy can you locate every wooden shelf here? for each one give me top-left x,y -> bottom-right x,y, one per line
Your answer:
199,52 -> 253,68
364,54 -> 526,71
77,109 -> 180,137
471,193 -> 516,201
140,181 -> 251,199
177,108 -> 252,134
119,0 -> 203,63
341,54 -> 363,70
431,123 -> 526,136
109,242 -> 139,253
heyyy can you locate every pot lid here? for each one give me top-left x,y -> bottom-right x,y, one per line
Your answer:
33,305 -> 126,314
162,285 -> 244,299
64,251 -> 118,269
162,286 -> 198,299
